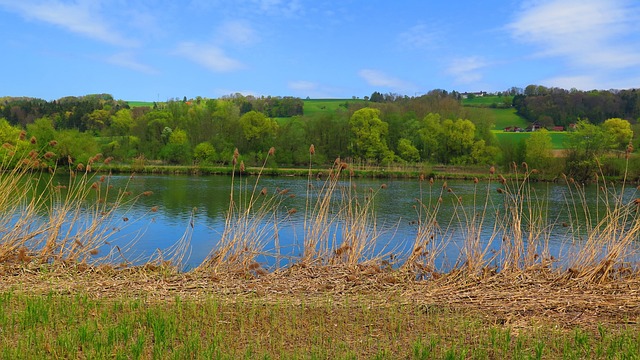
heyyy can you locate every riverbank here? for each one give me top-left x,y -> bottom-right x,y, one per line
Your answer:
98,163 -> 577,182
1,264 -> 638,359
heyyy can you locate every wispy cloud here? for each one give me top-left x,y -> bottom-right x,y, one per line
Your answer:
106,52 -> 157,74
446,56 -> 488,84
216,20 -> 259,46
358,69 -> 415,91
175,42 -> 244,72
398,24 -> 439,50
287,80 -> 341,98
0,0 -> 137,47
508,0 -> 640,70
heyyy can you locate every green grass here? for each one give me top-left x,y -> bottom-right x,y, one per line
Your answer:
127,101 -> 155,108
303,99 -> 363,115
1,291 -> 638,359
494,131 -> 568,149
489,108 -> 530,129
462,95 -> 512,107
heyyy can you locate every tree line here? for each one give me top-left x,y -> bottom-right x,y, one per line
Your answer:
512,86 -> 640,127
0,87 -> 638,181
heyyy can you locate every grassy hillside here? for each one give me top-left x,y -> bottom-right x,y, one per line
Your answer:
494,130 -> 567,149
127,101 -> 155,108
490,108 -> 530,129
462,95 -> 512,107
303,99 -> 363,115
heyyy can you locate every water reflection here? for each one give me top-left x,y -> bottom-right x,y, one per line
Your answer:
52,174 -> 640,271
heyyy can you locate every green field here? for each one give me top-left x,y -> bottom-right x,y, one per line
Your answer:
462,95 -> 512,107
488,108 -> 529,129
303,99 -> 364,115
494,131 -> 567,149
127,101 -> 155,108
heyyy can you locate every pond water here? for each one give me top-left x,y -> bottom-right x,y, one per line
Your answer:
46,173 -> 640,271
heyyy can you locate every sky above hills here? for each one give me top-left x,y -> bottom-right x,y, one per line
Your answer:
1,0 -> 640,101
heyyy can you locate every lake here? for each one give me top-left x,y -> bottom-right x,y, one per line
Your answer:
74,173 -> 640,271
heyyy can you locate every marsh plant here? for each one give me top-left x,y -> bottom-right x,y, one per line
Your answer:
0,138 -> 638,284
191,145 -> 639,284
0,136 -> 163,270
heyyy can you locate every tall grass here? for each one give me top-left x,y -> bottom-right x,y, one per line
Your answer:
0,138 -> 638,284
0,137 -> 166,271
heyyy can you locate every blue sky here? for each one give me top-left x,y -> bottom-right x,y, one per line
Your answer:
1,0 -> 640,101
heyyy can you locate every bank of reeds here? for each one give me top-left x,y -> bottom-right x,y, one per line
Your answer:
1,139 -> 639,286
0,137 -> 164,272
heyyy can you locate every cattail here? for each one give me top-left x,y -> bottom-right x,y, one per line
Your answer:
419,174 -> 425,182
104,157 -> 113,164
309,144 -> 315,155
233,148 -> 239,159
497,188 -> 504,194
94,153 -> 103,161
288,208 -> 297,215
489,166 -> 495,174
447,187 -> 452,192
28,150 -> 38,159
239,161 -> 245,172
151,206 -> 158,212
19,130 -> 26,141
30,136 -> 36,144
261,187 -> 268,196
99,175 -> 106,182
91,182 -> 99,190
473,177 -> 479,184
340,162 -> 348,170
334,157 -> 341,165
2,143 -> 13,150
89,249 -> 99,256
86,164 -> 92,172
442,181 -> 447,189
380,184 -> 387,189
429,177 -> 434,185
43,151 -> 55,159
268,147 -> 275,156
142,191 -> 153,196
122,217 -> 129,222
279,188 -> 290,195
499,175 -> 506,185
49,140 -> 58,147
522,162 -> 529,170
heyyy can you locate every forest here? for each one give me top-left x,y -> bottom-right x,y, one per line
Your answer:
1,86 -> 639,180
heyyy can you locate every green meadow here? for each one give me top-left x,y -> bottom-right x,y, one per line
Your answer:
494,130 -> 567,149
461,95 -> 512,107
127,101 -> 155,108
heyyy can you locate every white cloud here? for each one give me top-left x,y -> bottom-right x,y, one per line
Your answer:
446,56 -> 488,84
216,20 -> 259,46
288,80 -> 317,91
508,0 -> 640,69
398,24 -> 438,49
358,69 -> 414,91
175,42 -> 244,72
287,80 -> 341,98
106,52 -> 157,74
0,0 -> 137,47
